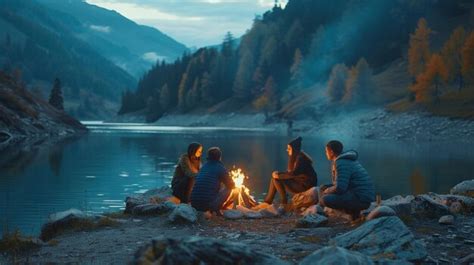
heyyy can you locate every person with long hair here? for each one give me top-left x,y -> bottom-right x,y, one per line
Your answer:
262,136 -> 318,209
171,142 -> 203,203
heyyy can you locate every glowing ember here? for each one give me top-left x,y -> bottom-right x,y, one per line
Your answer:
229,168 -> 257,208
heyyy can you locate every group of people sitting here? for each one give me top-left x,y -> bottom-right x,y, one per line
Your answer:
170,137 -> 375,221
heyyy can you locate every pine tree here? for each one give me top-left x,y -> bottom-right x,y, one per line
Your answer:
461,31 -> 474,86
177,73 -> 188,111
159,84 -> 170,110
233,50 -> 255,100
290,48 -> 303,85
408,18 -> 432,79
441,26 -> 466,90
343,58 -> 374,104
254,76 -> 277,113
411,54 -> 448,103
327,63 -> 349,103
49,78 -> 64,110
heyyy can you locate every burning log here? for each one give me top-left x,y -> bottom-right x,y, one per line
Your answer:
225,168 -> 258,209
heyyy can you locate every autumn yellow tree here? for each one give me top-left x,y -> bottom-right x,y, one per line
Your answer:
342,58 -> 374,104
253,76 -> 277,117
461,31 -> 474,86
441,26 -> 466,90
408,18 -> 432,79
411,54 -> 448,103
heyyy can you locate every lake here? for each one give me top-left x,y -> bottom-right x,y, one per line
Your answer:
1,122 -> 473,235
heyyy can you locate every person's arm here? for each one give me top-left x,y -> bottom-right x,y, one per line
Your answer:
325,162 -> 350,194
179,156 -> 198,178
220,169 -> 235,190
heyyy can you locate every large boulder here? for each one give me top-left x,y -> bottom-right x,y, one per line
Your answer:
40,209 -> 91,241
367,206 -> 397,221
223,209 -> 244,220
125,186 -> 174,214
168,204 -> 197,224
292,187 -> 319,209
411,194 -> 450,218
296,214 -> 328,228
379,195 -> 414,217
299,246 -> 374,265
450,180 -> 474,198
132,202 -> 176,216
333,216 -> 427,262
132,236 -> 289,265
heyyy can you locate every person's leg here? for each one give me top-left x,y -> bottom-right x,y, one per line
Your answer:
172,180 -> 187,203
264,178 -> 288,204
320,192 -> 370,220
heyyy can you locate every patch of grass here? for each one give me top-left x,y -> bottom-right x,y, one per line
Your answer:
0,229 -> 41,255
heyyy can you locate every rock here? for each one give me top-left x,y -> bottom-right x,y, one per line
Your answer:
168,204 -> 197,224
132,236 -> 289,265
324,207 -> 353,221
124,196 -> 147,214
438,215 -> 454,225
125,186 -> 174,214
333,216 -> 427,262
301,204 -> 325,216
438,194 -> 474,213
40,209 -> 92,241
411,194 -> 450,218
450,180 -> 474,198
132,202 -> 176,216
367,206 -> 397,220
380,195 -> 414,217
223,209 -> 244,220
236,205 -> 263,219
259,204 -> 280,218
457,253 -> 474,265
300,246 -> 374,265
292,187 -> 318,209
296,214 -> 328,228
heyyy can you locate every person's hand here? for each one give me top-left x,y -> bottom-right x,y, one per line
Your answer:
272,171 -> 279,179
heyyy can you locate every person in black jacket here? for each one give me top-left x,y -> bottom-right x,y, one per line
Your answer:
191,147 -> 235,212
171,142 -> 202,203
263,136 -> 318,207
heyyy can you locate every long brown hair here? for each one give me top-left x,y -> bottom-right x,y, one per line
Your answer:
187,142 -> 202,170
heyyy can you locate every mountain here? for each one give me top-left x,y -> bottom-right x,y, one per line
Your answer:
119,0 -> 474,122
37,0 -> 188,78
0,71 -> 87,146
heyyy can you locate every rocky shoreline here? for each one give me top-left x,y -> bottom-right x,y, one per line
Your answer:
2,180 -> 473,264
112,108 -> 474,142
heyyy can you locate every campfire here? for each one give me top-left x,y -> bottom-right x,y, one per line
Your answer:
227,168 -> 258,208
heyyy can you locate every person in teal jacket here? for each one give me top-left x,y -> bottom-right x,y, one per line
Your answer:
320,140 -> 375,221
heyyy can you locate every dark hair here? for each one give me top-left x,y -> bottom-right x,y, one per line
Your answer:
326,140 -> 343,156
207,147 -> 222,161
187,142 -> 202,158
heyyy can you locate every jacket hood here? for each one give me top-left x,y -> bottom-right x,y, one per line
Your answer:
299,151 -> 313,164
336,150 -> 358,161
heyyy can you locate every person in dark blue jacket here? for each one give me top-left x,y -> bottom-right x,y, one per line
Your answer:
320,140 -> 375,220
263,136 -> 318,208
191,147 -> 235,212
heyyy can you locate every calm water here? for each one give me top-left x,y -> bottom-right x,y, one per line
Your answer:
1,122 -> 473,235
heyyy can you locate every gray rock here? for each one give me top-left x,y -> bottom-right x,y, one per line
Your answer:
132,236 -> 289,265
299,246 -> 374,265
457,253 -> 474,265
223,209 -> 244,220
301,204 -> 326,216
292,187 -> 319,209
132,202 -> 176,216
367,206 -> 397,220
40,208 -> 92,241
333,216 -> 427,261
259,204 -> 280,218
411,194 -> 450,218
125,186 -> 174,213
168,204 -> 197,224
438,215 -> 454,225
236,205 -> 263,219
381,195 -> 414,217
450,180 -> 474,198
438,194 -> 474,213
296,214 -> 328,228
124,196 -> 147,214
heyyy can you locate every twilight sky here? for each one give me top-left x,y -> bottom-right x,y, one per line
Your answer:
86,0 -> 288,48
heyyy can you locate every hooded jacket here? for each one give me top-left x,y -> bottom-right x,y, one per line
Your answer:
327,150 -> 375,203
278,151 -> 318,187
171,154 -> 200,189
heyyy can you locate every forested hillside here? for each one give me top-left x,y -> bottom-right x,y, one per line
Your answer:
119,0 -> 474,122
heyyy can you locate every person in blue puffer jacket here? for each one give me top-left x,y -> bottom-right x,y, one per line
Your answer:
191,147 -> 235,213
320,140 -> 375,221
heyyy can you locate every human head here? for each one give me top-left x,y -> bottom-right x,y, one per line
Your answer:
187,142 -> 203,158
288,136 -> 302,156
207,147 -> 222,161
325,140 -> 343,160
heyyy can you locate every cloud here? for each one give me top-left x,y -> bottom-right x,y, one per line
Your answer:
89,25 -> 111,33
141,52 -> 167,63
85,0 -> 287,48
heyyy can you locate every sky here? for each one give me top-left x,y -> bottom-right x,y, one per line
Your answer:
86,0 -> 288,48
